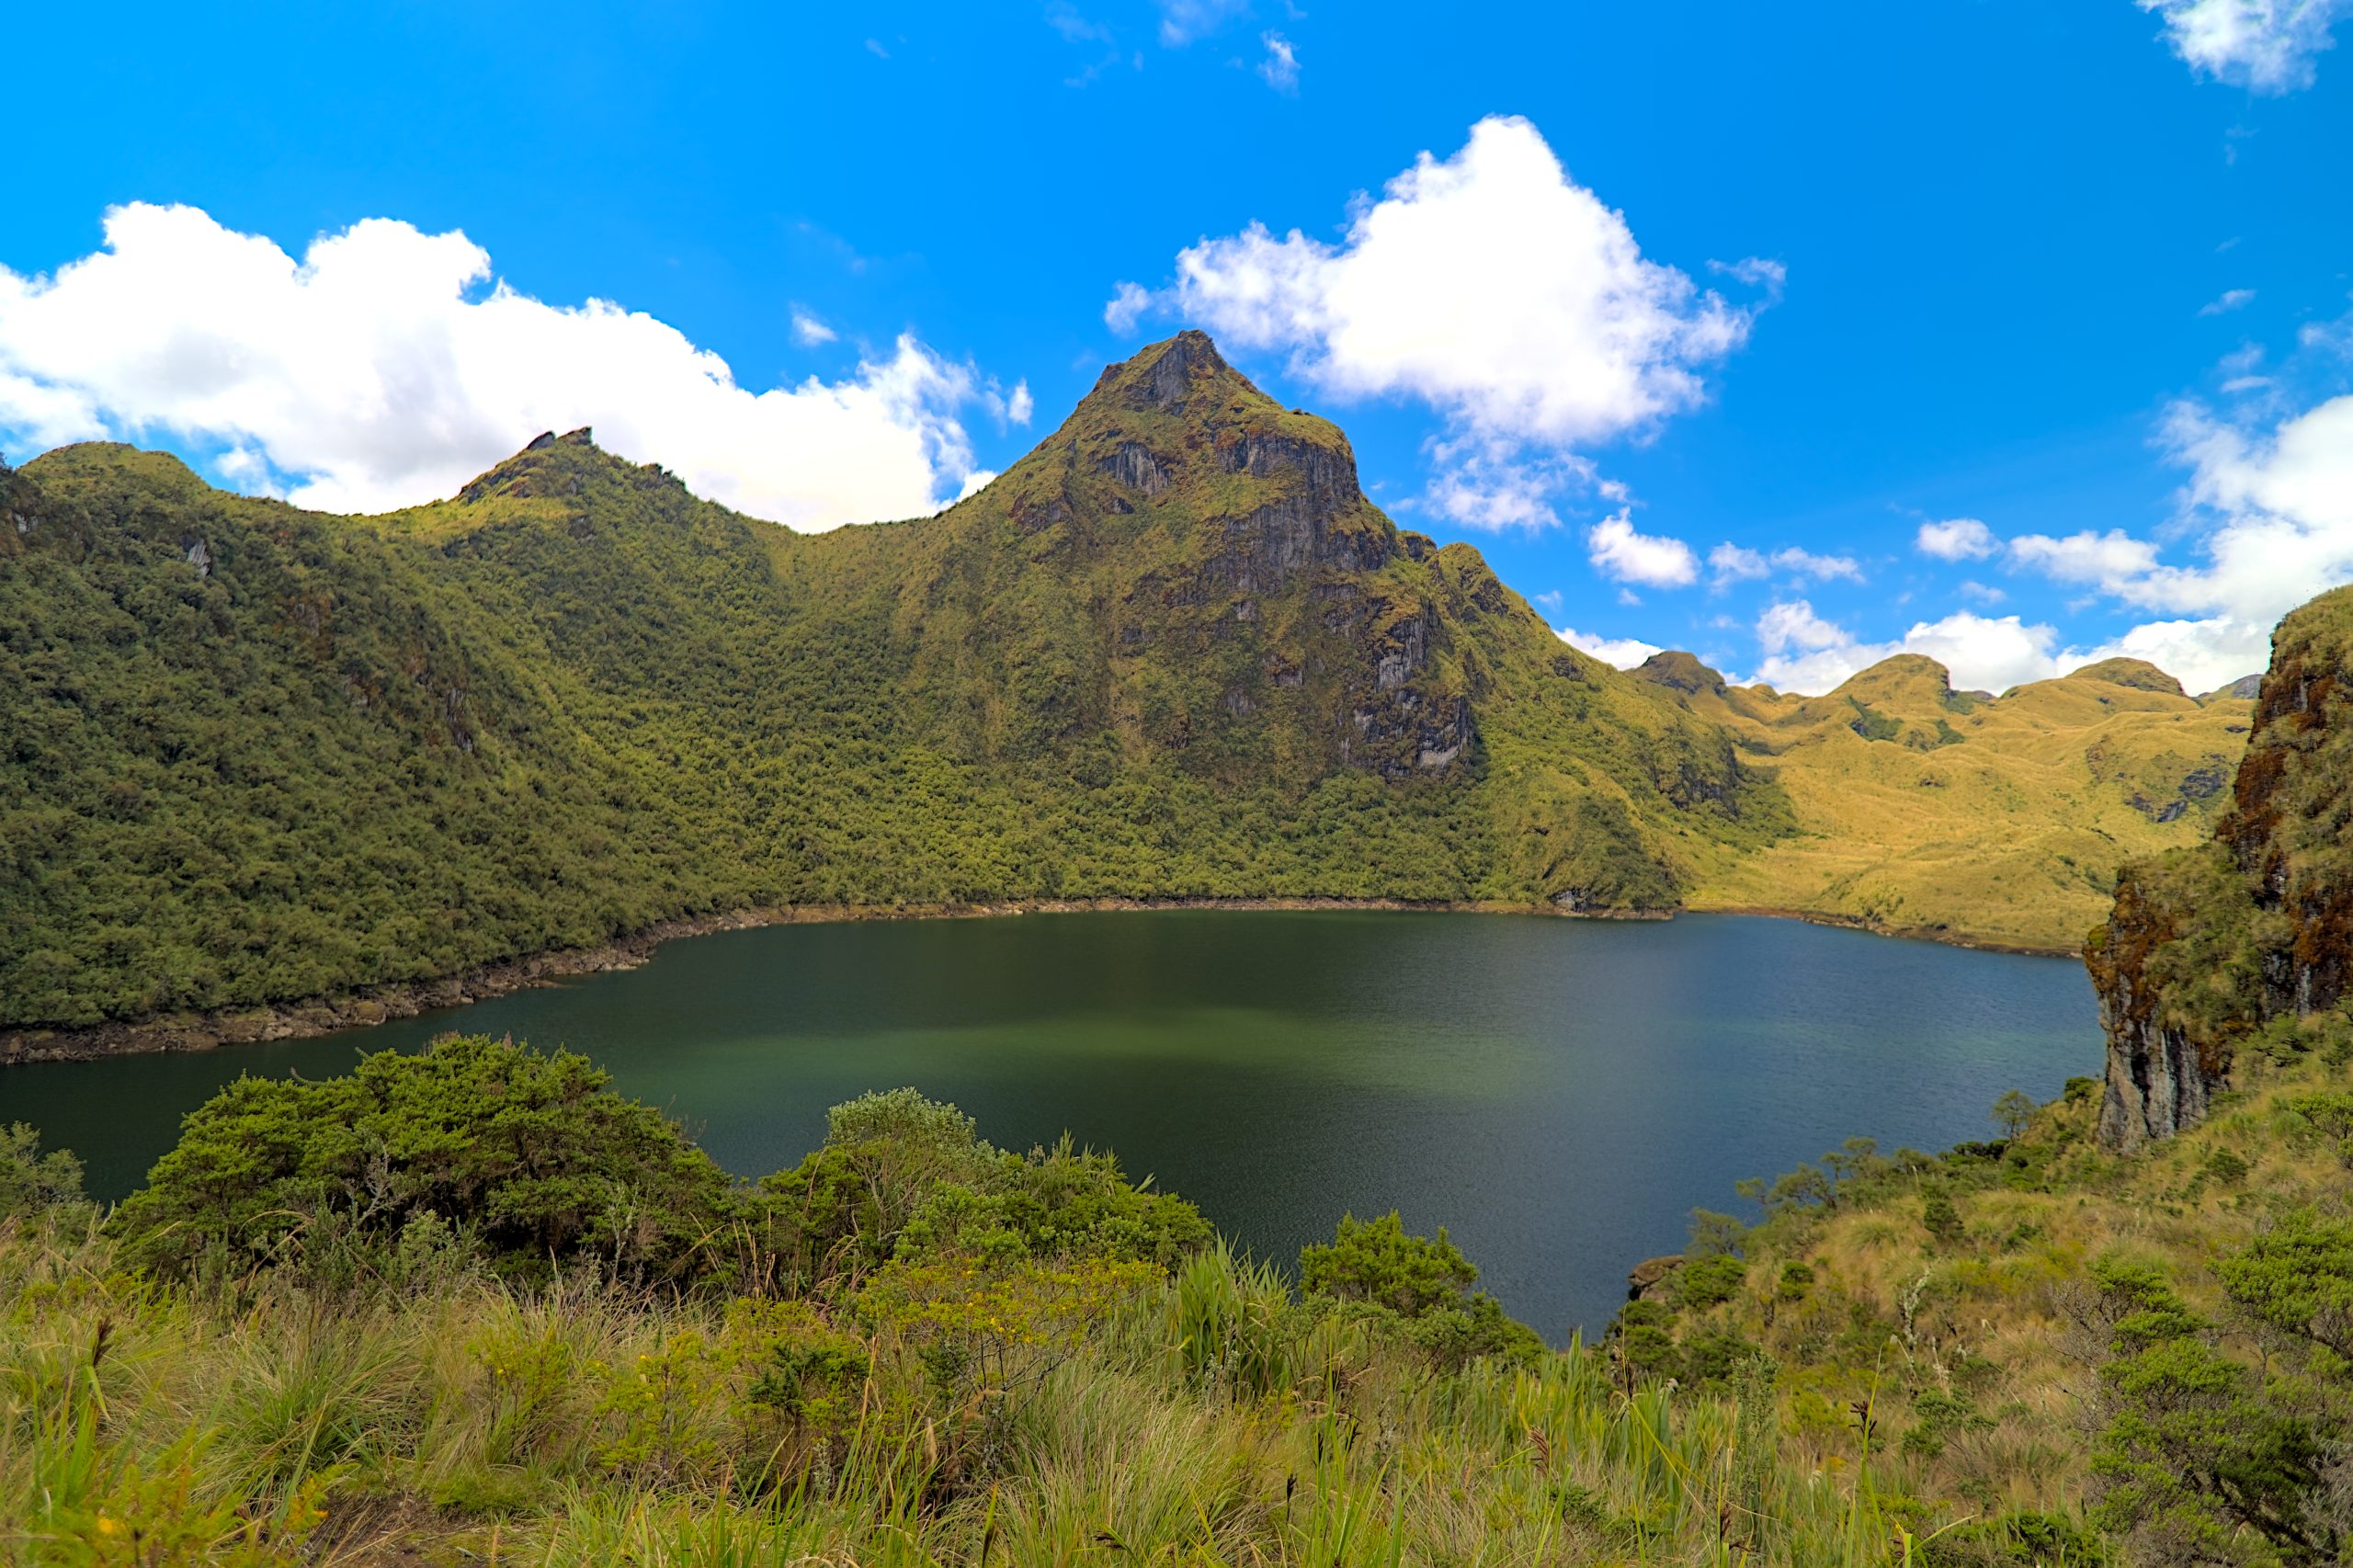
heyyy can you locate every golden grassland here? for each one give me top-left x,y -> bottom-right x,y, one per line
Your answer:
1671,1040 -> 2353,1531
1663,655 -> 2256,951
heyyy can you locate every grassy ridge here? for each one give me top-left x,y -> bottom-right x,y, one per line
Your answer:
1665,653 -> 2254,951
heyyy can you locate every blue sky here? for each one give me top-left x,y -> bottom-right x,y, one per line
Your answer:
4,0 -> 2349,693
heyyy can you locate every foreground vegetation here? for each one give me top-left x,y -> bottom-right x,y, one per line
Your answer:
14,1028 -> 2350,1564
8,1030 -> 2254,1567
1624,1008 -> 2353,1566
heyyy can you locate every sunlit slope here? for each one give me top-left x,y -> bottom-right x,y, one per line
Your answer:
1655,651 -> 2254,949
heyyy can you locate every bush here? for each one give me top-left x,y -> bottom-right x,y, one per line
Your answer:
1671,1252 -> 1748,1310
1300,1211 -> 1543,1367
0,1121 -> 87,1220
108,1034 -> 744,1285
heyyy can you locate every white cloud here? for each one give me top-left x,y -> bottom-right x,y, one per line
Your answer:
1903,612 -> 2068,694
1556,624 -> 1664,669
1770,545 -> 1862,582
790,308 -> 837,346
1107,115 -> 1771,527
1915,516 -> 1998,561
2006,528 -> 2165,592
1747,591 -> 2269,697
1708,541 -> 1859,585
1103,280 -> 1153,335
1710,543 -> 1768,583
1155,0 -> 1248,45
0,203 -> 1004,530
2138,0 -> 2351,92
1588,510 -> 1699,588
1258,31 -> 1300,92
2073,615 -> 2272,694
1959,580 -> 2006,605
2200,287 -> 2256,315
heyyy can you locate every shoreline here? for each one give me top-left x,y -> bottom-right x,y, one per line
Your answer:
1683,903 -> 2077,960
0,894 -> 2067,1067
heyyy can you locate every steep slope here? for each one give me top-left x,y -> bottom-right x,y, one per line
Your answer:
1656,650 -> 2254,949
0,334 -> 1788,1041
2089,585 -> 2353,1146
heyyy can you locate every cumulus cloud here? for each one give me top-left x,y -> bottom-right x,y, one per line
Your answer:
2006,528 -> 2165,592
1986,369 -> 2349,668
790,308 -> 838,346
1106,116 -> 1773,528
0,203 -> 1004,529
2138,0 -> 2351,92
1258,32 -> 1300,91
1915,517 -> 1998,561
1556,624 -> 1665,669
2200,287 -> 2256,315
1588,510 -> 1699,588
1753,602 -> 2060,695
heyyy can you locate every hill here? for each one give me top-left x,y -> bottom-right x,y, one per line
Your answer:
0,332 -> 1788,1043
2089,584 -> 2353,1146
1650,649 -> 2255,951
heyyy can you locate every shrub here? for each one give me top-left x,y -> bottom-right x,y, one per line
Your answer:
108,1034 -> 744,1285
0,1121 -> 87,1221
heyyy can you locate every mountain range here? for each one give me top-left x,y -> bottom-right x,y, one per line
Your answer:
0,331 -> 2264,1047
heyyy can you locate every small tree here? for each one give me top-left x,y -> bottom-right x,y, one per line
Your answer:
1300,1211 -> 1477,1316
1921,1187 -> 1965,1247
1992,1088 -> 2038,1142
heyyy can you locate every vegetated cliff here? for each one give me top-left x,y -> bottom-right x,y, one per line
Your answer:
2088,585 -> 2353,1147
1661,647 -> 2253,950
0,333 -> 1789,1039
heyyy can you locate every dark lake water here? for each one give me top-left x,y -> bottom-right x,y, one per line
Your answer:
0,911 -> 2100,1337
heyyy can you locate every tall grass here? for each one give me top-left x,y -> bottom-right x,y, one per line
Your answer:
0,1208 -> 2054,1566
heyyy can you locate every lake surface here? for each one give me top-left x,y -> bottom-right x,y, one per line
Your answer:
0,911 -> 2100,1337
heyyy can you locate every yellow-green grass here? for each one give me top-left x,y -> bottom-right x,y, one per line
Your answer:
1668,1037 -> 2353,1527
6,1218 -> 2060,1566
1670,655 -> 2254,950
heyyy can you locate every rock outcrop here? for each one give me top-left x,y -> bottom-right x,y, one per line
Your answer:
2088,586 -> 2353,1147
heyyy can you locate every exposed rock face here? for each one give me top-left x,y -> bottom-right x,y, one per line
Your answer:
1628,1256 -> 1684,1302
2089,865 -> 2222,1146
2201,673 -> 2264,702
2089,588 -> 2353,1147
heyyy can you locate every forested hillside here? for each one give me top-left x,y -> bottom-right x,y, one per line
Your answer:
0,333 -> 1790,1036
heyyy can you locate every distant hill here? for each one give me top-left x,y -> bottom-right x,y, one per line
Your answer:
0,333 -> 1790,1039
1641,647 -> 2255,950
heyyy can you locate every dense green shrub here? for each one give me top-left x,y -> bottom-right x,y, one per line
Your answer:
0,1121 -> 86,1220
108,1034 -> 743,1285
1299,1210 -> 1542,1367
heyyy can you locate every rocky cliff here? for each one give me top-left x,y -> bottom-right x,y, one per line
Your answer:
2088,585 -> 2353,1147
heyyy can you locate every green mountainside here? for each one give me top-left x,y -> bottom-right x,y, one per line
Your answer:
0,332 -> 1789,1036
